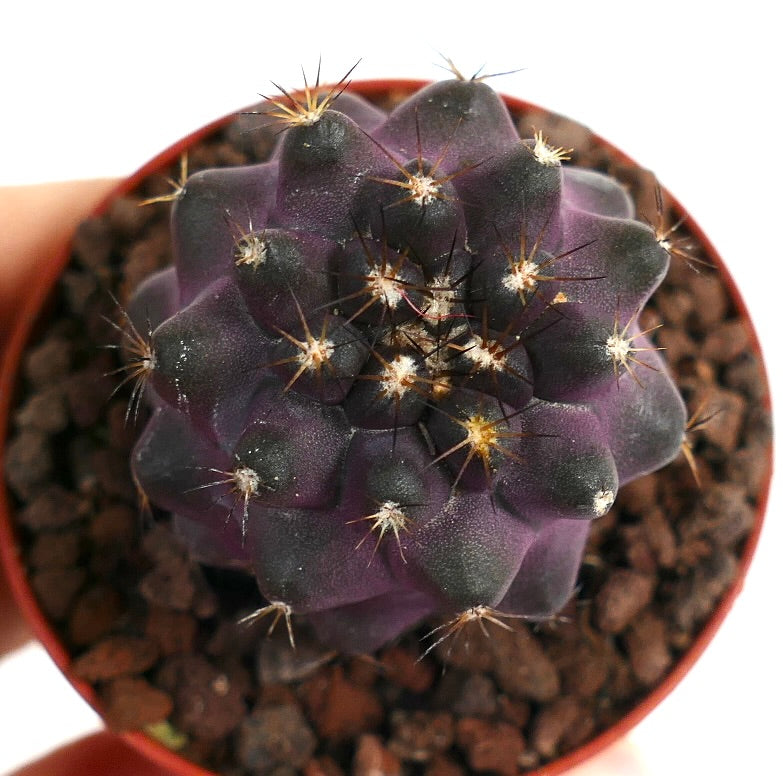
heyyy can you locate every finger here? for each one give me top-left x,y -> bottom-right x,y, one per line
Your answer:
0,180 -> 118,346
1,179 -> 118,650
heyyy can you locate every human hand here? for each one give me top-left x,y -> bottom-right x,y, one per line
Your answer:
1,180 -> 118,658
0,181 -> 118,350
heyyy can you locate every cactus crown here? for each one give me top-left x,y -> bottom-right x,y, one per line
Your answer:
127,69 -> 686,653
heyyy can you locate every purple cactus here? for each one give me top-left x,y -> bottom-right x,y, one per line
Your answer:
126,73 -> 686,654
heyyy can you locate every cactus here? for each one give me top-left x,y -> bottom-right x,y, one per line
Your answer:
125,70 -> 686,654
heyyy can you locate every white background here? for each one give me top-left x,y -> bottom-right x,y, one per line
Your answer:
1,2 -> 780,774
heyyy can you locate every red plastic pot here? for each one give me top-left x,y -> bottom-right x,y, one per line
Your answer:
0,79 -> 773,775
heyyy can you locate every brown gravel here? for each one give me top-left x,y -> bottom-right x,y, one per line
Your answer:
303,666 -> 384,742
424,754 -> 466,776
4,428 -> 54,501
23,335 -> 73,385
594,569 -> 656,634
455,717 -> 525,775
447,672 -> 499,717
88,503 -> 137,548
28,527 -> 81,569
145,607 -> 198,656
237,704 -> 317,773
530,696 -> 585,760
68,584 -> 125,646
352,734 -> 401,776
688,272 -> 730,328
15,386 -> 69,434
388,710 -> 455,762
16,484 -> 83,530
489,623 -> 561,702
72,635 -> 159,681
551,638 -> 611,700
100,676 -> 173,731
304,755 -> 344,776
72,214 -> 114,270
625,611 -> 672,686
64,359 -> 117,429
158,654 -> 249,741
30,566 -> 86,621
380,645 -> 436,694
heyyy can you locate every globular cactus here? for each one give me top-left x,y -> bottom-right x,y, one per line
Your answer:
125,70 -> 686,654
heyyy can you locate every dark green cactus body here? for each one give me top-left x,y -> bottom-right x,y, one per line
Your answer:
129,77 -> 686,652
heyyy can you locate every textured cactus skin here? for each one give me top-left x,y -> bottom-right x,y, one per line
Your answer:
129,78 -> 687,653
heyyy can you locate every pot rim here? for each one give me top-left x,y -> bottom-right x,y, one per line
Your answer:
0,77 -> 773,776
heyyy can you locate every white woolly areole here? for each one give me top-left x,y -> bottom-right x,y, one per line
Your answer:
593,488 -> 615,516
464,334 -> 505,371
606,334 -> 631,362
367,266 -> 403,308
234,235 -> 268,269
298,338 -> 335,370
532,131 -> 571,167
373,501 -> 409,532
410,173 -> 439,205
233,465 -> 262,498
502,260 -> 539,294
381,354 -> 418,398
298,109 -> 323,126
